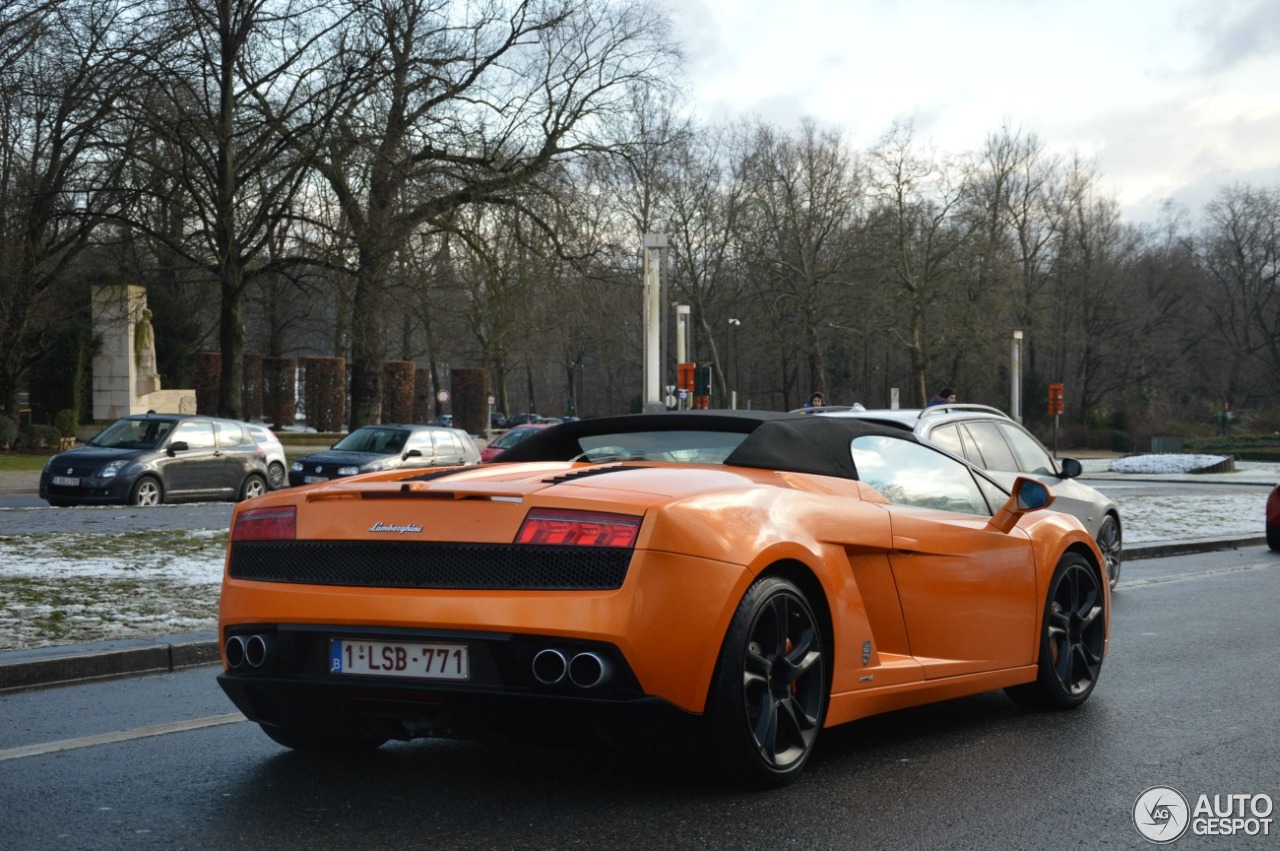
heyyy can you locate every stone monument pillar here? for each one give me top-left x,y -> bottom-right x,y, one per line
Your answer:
91,285 -> 196,420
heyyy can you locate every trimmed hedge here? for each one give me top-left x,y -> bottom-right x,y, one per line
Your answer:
381,360 -> 416,424
242,353 -> 264,422
302,356 -> 344,432
263,357 -> 297,429
195,352 -> 221,415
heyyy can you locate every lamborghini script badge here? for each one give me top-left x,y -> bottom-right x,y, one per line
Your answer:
369,522 -> 423,534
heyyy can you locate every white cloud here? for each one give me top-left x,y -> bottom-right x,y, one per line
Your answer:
665,0 -> 1280,220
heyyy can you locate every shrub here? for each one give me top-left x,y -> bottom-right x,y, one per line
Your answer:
1109,430 -> 1134,453
54,409 -> 78,438
23,424 -> 60,449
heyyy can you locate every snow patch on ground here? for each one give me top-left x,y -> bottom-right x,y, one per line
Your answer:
1110,454 -> 1232,474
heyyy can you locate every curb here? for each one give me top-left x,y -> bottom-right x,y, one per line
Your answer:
1,535 -> 1272,694
0,632 -> 218,693
1126,534 -> 1269,560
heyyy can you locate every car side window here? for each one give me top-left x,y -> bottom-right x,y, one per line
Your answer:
405,431 -> 432,453
170,420 -> 216,450
959,421 -> 1019,472
851,434 -> 991,516
215,420 -> 247,447
436,431 -> 459,456
927,424 -> 967,459
997,423 -> 1056,475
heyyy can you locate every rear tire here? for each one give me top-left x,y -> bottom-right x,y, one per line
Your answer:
1007,553 -> 1106,710
267,461 -> 286,490
703,575 -> 827,789
239,473 -> 268,501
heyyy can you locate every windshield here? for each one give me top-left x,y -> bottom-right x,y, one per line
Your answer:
573,430 -> 748,464
331,427 -> 408,455
88,418 -> 175,450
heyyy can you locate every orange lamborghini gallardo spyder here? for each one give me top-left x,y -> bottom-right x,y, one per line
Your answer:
217,411 -> 1109,788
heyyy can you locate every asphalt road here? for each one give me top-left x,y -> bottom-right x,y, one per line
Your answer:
1,546 -> 1277,851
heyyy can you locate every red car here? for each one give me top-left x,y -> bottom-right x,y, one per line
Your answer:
1268,484 -> 1280,550
480,423 -> 554,461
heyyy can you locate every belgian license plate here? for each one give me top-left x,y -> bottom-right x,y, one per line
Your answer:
329,639 -> 469,681
304,476 -> 327,484
51,476 -> 80,487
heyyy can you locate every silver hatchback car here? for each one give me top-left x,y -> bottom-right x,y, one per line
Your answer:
816,403 -> 1122,588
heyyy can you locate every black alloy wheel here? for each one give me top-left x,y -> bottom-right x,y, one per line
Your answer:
1007,553 -> 1106,710
1096,514 -> 1122,589
705,575 -> 827,788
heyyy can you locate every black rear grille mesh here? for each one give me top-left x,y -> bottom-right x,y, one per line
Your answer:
229,540 -> 632,590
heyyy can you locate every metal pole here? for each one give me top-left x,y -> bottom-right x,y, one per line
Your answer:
642,234 -> 666,413
1011,330 -> 1023,423
728,318 -> 740,410
675,304 -> 690,410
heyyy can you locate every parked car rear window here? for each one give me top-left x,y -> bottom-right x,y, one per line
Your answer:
960,421 -> 1019,472
997,423 -> 1056,474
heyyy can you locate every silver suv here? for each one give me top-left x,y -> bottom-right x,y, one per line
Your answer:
816,403 -> 1122,588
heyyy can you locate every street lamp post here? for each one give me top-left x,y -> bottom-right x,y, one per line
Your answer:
728,318 -> 741,409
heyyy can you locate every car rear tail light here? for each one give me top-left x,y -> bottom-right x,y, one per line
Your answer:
515,509 -> 640,548
232,506 -> 297,541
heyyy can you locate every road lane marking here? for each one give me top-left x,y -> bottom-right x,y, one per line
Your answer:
0,712 -> 246,762
1119,562 -> 1276,588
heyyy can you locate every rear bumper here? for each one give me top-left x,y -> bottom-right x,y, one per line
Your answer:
216,623 -> 701,751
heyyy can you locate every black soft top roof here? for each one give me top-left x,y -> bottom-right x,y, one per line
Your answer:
491,410 -> 914,480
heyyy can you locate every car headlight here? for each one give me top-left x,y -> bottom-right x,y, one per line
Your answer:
99,460 -> 129,479
337,465 -> 361,476
290,461 -> 304,472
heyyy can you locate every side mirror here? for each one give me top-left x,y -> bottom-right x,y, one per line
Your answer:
988,476 -> 1056,534
1058,457 -> 1082,479
1015,478 -> 1051,510
166,440 -> 190,457
404,449 -> 422,460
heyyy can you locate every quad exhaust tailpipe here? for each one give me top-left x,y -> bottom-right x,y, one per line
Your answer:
531,648 -> 612,689
224,633 -> 275,670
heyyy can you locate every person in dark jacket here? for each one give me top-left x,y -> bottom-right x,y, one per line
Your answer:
927,387 -> 956,406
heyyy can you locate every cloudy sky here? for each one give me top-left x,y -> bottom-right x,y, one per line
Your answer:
665,0 -> 1280,223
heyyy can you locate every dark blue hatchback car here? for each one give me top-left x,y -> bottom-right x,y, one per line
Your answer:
39,413 -> 270,506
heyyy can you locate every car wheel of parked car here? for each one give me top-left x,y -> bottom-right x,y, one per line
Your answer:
259,723 -> 387,753
1267,522 -> 1280,552
703,575 -> 827,789
1096,514 -> 1122,589
130,476 -> 163,506
239,473 -> 268,501
267,462 -> 285,490
1006,553 -> 1105,710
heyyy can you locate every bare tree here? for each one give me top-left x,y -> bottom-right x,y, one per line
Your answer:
736,120 -> 863,407
117,0 -> 352,417
1199,183 -> 1280,406
865,122 -> 971,406
307,0 -> 676,428
0,0 -> 142,414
